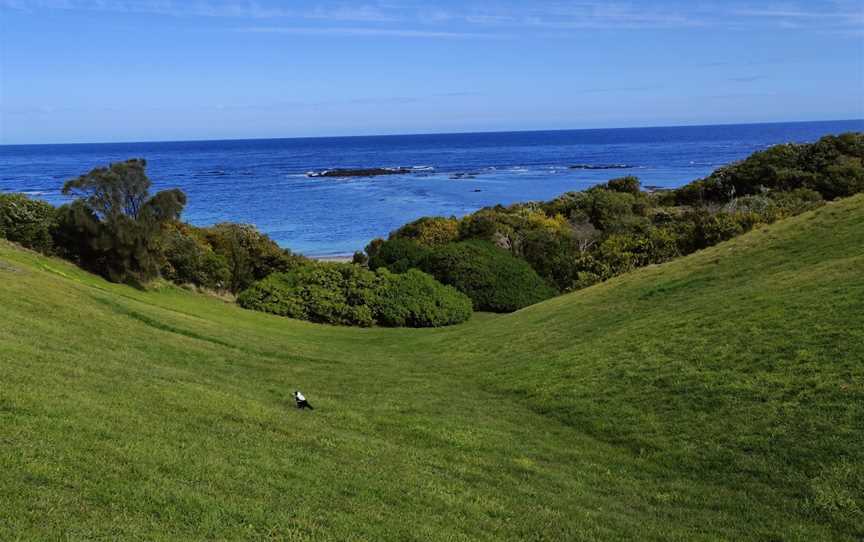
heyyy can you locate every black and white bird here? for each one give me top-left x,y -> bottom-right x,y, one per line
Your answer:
294,390 -> 313,410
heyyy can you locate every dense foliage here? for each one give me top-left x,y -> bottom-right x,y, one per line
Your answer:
389,216 -> 460,248
159,222 -> 231,291
366,237 -> 557,312
372,268 -> 473,327
365,133 -> 863,296
418,241 -> 557,312
0,193 -> 56,254
54,159 -> 187,283
675,132 -> 864,204
237,262 -> 471,327
159,221 -> 306,293
0,160 -> 302,293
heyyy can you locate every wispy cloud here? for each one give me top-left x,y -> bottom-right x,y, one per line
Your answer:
571,85 -> 663,94
0,0 -> 401,21
730,75 -> 767,83
3,0 -> 862,35
727,0 -> 864,28
236,26 -> 510,39
731,7 -> 861,20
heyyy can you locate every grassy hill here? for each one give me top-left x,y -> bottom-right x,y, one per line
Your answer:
1,195 -> 862,541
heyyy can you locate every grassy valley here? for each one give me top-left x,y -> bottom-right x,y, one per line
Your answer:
1,195 -> 862,540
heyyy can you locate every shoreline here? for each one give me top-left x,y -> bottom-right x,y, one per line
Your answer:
309,254 -> 354,263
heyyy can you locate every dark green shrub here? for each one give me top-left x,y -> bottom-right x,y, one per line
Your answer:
457,207 -> 509,241
583,189 -> 637,231
674,178 -> 725,206
236,273 -> 310,320
367,237 -> 431,273
674,133 -> 864,205
51,201 -> 103,267
816,156 -> 864,199
373,269 -> 472,327
605,175 -> 641,194
519,228 -> 581,291
362,238 -> 385,266
237,263 -> 377,326
237,263 -> 472,327
421,240 -> 557,312
692,211 -> 747,249
0,193 -> 56,254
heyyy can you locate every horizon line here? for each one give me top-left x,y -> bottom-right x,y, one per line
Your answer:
2,117 -> 862,148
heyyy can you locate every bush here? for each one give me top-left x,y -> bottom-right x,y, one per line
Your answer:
160,224 -> 230,290
674,133 -> 864,205
689,211 -> 748,249
770,188 -> 824,216
204,223 -> 305,293
373,269 -> 472,327
0,193 -> 56,254
238,264 -> 377,326
816,155 -> 864,199
390,216 -> 459,248
457,207 -> 508,241
237,263 -> 472,327
361,133 -> 861,304
605,175 -> 642,194
519,228 -> 581,291
421,240 -> 557,312
367,237 -> 431,273
582,189 -> 638,231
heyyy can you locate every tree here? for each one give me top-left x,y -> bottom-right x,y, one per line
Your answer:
204,223 -> 303,293
59,159 -> 186,283
569,219 -> 600,253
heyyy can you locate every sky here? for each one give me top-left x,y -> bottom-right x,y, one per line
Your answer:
0,0 -> 862,144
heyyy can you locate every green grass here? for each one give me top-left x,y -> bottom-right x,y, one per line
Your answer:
1,196 -> 862,541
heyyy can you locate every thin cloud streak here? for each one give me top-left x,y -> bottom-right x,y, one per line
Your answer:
236,26 -> 511,39
2,0 -> 862,34
730,75 -> 767,83
571,85 -> 663,94
0,0 -> 401,22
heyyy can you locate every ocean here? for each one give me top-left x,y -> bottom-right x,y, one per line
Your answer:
1,119 -> 861,257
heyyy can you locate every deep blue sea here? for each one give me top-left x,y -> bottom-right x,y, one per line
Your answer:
2,120 -> 861,257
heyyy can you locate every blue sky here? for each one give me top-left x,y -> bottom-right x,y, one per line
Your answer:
1,0 -> 862,144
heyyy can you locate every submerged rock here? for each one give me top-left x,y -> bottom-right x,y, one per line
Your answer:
306,167 -> 412,178
449,172 -> 478,179
569,164 -> 634,170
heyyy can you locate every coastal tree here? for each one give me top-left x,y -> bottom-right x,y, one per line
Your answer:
204,223 -> 304,293
59,159 -> 186,283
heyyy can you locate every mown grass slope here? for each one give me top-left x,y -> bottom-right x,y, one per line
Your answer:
1,196 -> 862,541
